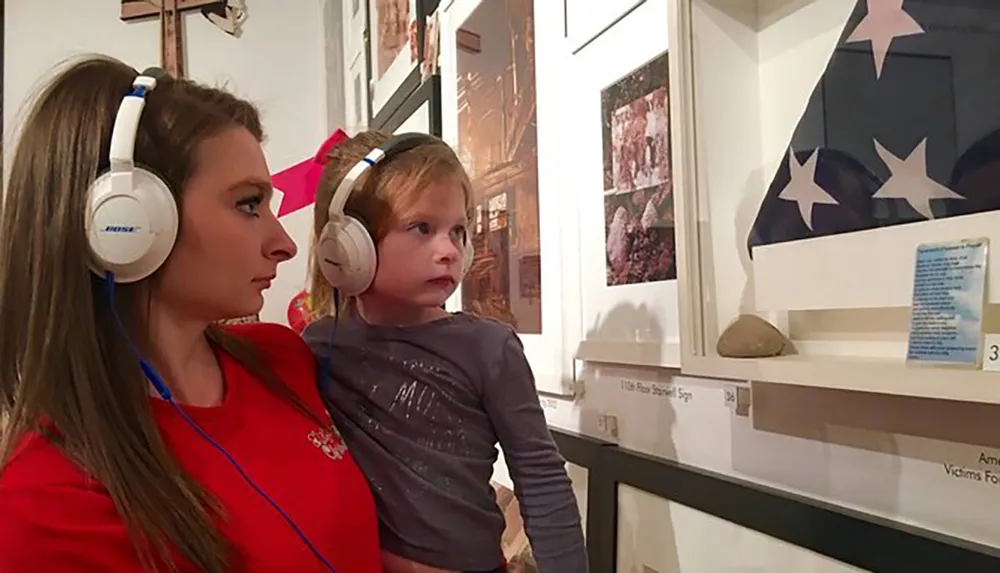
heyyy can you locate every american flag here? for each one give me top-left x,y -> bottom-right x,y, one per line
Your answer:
747,0 -> 999,256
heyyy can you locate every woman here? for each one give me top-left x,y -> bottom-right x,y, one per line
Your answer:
0,56 -> 381,572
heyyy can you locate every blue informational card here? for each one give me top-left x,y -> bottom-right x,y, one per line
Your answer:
906,239 -> 989,367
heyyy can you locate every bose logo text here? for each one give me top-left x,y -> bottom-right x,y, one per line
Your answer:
102,225 -> 139,233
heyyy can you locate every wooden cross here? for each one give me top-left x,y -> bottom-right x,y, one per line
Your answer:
120,0 -> 228,78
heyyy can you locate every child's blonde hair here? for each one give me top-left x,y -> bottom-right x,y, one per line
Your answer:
308,130 -> 474,318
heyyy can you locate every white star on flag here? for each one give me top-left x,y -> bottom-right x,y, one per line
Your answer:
777,149 -> 839,230
845,0 -> 924,78
871,138 -> 964,219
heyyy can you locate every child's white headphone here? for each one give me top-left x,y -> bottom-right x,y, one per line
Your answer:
86,68 -> 179,284
315,132 -> 474,296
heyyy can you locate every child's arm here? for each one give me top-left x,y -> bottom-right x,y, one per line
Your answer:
482,332 -> 588,573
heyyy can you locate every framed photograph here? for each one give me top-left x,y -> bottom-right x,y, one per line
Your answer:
563,0 -> 646,54
670,0 -> 1000,403
336,0 -> 370,135
343,0 -> 367,66
559,1 -> 678,369
372,73 -> 441,135
422,7 -> 441,80
439,0 -> 577,396
601,53 -> 673,289
368,0 -> 424,123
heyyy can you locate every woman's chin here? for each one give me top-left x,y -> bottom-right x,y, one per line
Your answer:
218,299 -> 264,324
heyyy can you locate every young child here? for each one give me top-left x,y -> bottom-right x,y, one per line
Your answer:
303,130 -> 588,573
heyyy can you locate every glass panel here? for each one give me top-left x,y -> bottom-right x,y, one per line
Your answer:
456,0 -> 542,333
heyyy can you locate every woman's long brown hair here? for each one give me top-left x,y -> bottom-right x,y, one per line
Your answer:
0,56 -> 321,573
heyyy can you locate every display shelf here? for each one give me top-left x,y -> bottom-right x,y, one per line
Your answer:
670,0 -> 1000,401
684,354 -> 1000,405
576,340 -> 681,370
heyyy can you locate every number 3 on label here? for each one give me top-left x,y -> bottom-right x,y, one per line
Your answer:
983,334 -> 1000,371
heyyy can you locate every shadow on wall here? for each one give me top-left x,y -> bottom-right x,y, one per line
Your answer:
571,300 -> 669,433
575,302 -> 681,573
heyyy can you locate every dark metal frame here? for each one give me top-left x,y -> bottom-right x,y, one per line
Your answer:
551,428 -> 1000,573
372,73 -> 442,136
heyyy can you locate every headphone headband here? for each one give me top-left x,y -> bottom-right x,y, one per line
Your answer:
108,68 -> 168,173
86,66 -> 179,284
107,72 -> 159,188
326,132 -> 443,220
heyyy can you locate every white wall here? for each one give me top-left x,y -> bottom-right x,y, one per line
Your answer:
4,0 -> 329,323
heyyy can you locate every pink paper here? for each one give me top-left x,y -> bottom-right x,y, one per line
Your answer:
270,129 -> 350,218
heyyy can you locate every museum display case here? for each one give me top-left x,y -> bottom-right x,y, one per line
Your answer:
670,0 -> 1000,402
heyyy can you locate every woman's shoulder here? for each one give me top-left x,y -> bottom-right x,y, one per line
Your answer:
0,432 -> 141,571
222,320 -> 302,346
222,321 -> 313,364
219,321 -> 324,408
0,430 -> 88,489
0,430 -> 114,538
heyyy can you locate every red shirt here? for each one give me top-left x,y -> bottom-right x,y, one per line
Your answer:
0,323 -> 381,572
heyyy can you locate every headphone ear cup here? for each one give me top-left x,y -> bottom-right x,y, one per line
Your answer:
316,215 -> 377,296
86,167 -> 179,283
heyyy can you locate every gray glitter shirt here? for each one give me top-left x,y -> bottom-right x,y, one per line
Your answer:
303,312 -> 587,573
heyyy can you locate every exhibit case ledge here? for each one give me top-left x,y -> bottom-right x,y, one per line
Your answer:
670,0 -> 1000,403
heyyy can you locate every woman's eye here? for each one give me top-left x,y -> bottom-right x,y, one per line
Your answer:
237,195 -> 264,217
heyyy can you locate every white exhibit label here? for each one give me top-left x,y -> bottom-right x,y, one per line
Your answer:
723,384 -> 738,409
906,238 -> 989,367
619,378 -> 694,404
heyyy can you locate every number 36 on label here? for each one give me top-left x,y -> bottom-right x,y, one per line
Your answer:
983,334 -> 1000,371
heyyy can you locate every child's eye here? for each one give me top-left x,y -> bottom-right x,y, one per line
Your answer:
451,225 -> 467,242
237,194 -> 264,217
408,222 -> 431,235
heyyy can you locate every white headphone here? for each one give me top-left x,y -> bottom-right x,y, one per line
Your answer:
315,133 -> 474,296
86,68 -> 179,284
